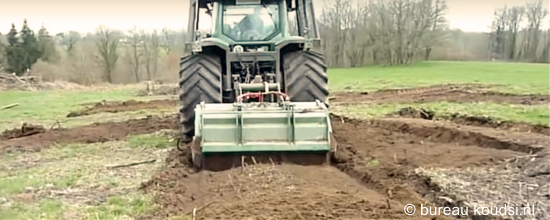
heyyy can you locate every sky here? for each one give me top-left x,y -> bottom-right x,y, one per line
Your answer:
0,0 -> 548,35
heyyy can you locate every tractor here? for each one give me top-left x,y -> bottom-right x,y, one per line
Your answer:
179,0 -> 335,171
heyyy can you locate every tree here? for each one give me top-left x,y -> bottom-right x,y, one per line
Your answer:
123,26 -> 144,82
95,26 -> 121,83
142,29 -> 159,81
506,6 -> 525,60
524,0 -> 548,62
56,30 -> 81,55
488,0 -> 549,63
4,23 -> 25,75
160,28 -> 179,54
37,24 -> 59,62
318,0 -> 449,67
68,38 -> 99,85
0,32 -> 4,71
7,24 -> 18,46
423,0 -> 450,60
489,7 -> 508,60
19,19 -> 42,73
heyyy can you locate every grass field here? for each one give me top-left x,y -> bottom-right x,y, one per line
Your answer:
2,61 -> 545,129
0,61 -> 548,220
329,61 -> 550,94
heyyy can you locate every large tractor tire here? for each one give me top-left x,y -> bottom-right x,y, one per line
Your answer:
282,50 -> 329,103
178,53 -> 223,141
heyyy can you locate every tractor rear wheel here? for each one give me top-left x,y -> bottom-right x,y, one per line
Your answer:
282,50 -> 329,103
178,53 -> 223,141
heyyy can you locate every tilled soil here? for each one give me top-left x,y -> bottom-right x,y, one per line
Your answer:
1,109 -> 545,219
138,115 -> 546,220
64,84 -> 548,118
66,83 -> 549,118
140,158 -> 414,220
331,84 -> 549,105
0,115 -> 178,154
67,99 -> 176,117
391,107 -> 550,136
0,113 -> 541,219
3,83 -> 548,220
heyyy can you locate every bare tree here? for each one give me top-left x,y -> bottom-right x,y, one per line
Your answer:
142,29 -> 159,81
95,26 -> 120,83
318,0 -> 449,67
56,31 -> 81,55
489,7 -> 508,60
506,6 -> 525,60
123,26 -> 144,82
69,38 -> 99,84
344,2 -> 368,67
524,0 -> 548,62
160,27 -> 176,55
489,0 -> 548,63
423,0 -> 449,60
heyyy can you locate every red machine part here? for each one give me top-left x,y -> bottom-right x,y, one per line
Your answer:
236,91 -> 290,102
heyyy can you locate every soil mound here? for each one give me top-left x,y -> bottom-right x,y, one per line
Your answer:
140,149 -> 416,220
67,99 -> 176,117
446,114 -> 550,135
0,124 -> 46,140
332,84 -> 549,105
0,115 -> 178,154
389,107 -> 550,136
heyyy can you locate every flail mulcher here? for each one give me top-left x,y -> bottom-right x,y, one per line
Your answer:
179,0 -> 336,171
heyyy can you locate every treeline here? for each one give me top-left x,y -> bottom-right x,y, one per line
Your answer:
317,0 -> 549,67
488,0 -> 549,63
317,0 -> 449,67
0,22 -> 186,84
0,0 -> 547,84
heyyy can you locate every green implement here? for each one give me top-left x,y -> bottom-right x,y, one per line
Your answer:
189,83 -> 336,171
196,101 -> 332,153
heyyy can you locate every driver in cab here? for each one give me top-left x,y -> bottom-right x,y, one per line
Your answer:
237,6 -> 265,40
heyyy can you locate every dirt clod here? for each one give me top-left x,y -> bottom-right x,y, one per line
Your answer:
393,107 -> 435,119
0,123 -> 46,140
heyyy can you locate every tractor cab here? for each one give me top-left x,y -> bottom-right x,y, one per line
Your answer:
223,3 -> 279,41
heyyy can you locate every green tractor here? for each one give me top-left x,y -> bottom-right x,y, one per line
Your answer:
180,0 -> 335,171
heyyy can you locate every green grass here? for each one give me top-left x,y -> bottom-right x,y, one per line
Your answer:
84,194 -> 152,220
0,86 -> 176,131
0,140 -> 171,220
0,107 -> 175,132
328,61 -> 549,94
333,102 -> 550,126
0,87 -> 138,122
0,199 -> 66,220
0,61 -> 547,127
127,133 -> 176,149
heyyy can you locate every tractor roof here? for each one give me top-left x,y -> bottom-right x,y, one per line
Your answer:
196,0 -> 292,9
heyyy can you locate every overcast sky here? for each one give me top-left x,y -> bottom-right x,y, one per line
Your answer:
0,0 -> 548,35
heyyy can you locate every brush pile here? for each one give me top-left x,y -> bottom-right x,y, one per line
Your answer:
0,72 -> 40,91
